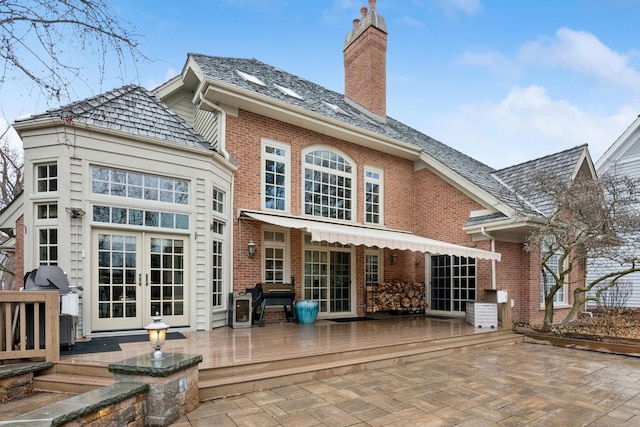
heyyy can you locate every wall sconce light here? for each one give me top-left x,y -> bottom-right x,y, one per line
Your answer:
145,311 -> 169,360
390,253 -> 398,265
247,240 -> 256,258
65,207 -> 86,219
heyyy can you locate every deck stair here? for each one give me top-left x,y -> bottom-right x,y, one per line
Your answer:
33,328 -> 523,401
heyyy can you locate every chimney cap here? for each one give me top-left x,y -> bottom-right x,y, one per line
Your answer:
369,0 -> 376,11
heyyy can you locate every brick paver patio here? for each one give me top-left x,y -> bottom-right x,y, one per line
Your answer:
172,343 -> 640,426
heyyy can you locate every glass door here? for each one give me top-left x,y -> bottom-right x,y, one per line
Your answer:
147,235 -> 188,326
429,255 -> 476,315
92,230 -> 189,331
93,231 -> 142,331
304,248 -> 352,315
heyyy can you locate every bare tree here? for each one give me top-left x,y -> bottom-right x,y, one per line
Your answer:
0,0 -> 145,286
0,125 -> 21,288
0,126 -> 22,209
510,168 -> 640,328
0,0 -> 144,102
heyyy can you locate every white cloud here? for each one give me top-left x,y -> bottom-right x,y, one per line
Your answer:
434,85 -> 637,168
458,49 -> 520,79
519,28 -> 640,94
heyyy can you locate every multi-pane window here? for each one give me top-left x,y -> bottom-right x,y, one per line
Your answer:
212,240 -> 223,308
540,253 -> 567,305
36,163 -> 57,192
431,255 -> 476,312
364,168 -> 382,224
213,189 -> 224,213
37,203 -> 58,219
304,149 -> 354,220
91,166 -> 189,205
38,229 -> 58,265
262,141 -> 289,211
365,251 -> 381,285
93,205 -> 189,230
263,230 -> 286,283
35,201 -> 58,266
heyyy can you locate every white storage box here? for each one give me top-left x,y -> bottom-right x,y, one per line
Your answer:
466,302 -> 497,328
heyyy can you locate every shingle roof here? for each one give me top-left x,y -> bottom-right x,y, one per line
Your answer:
190,54 -> 586,218
492,144 -> 587,216
16,85 -> 212,150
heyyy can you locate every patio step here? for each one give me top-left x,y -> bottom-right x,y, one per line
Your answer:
33,361 -> 115,394
197,329 -> 523,401
32,328 -> 523,399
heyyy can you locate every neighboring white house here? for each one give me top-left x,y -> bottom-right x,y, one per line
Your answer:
587,115 -> 640,308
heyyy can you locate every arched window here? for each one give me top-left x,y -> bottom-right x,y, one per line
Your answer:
303,148 -> 354,220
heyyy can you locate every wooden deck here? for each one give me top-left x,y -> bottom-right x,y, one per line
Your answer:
35,315 -> 523,401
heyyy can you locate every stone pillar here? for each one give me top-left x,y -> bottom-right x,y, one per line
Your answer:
108,353 -> 202,427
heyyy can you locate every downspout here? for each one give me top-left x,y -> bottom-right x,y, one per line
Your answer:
480,227 -> 497,290
198,90 -> 231,160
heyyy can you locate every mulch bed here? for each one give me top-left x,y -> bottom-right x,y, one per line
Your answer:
515,308 -> 640,356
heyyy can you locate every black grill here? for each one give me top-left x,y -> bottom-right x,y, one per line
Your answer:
248,283 -> 295,327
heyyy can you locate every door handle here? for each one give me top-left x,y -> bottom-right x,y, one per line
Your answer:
146,273 -> 149,286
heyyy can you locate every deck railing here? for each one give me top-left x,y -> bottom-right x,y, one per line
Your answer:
0,291 -> 60,362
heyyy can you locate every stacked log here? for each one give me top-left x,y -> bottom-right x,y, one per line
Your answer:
367,281 -> 426,313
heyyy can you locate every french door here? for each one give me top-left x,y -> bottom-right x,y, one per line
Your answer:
303,249 -> 353,315
92,230 -> 189,331
429,255 -> 476,315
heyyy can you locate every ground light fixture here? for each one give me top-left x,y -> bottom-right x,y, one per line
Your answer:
145,312 -> 169,360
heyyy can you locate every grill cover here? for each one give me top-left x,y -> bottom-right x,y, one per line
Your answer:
23,266 -> 71,294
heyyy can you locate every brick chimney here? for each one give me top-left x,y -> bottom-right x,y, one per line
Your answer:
343,0 -> 388,121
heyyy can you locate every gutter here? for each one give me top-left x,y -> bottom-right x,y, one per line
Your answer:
197,88 -> 231,160
481,226 -> 497,290
199,77 -> 421,161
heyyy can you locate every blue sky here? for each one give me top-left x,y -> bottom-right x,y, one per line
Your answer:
3,0 -> 640,169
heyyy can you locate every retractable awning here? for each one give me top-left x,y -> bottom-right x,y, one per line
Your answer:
241,211 -> 501,261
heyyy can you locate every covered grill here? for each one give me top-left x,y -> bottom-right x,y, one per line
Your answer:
248,283 -> 295,327
24,266 -> 72,293
21,266 -> 79,349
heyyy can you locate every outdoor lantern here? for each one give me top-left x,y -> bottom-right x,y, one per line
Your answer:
145,312 -> 169,360
391,253 -> 398,265
247,240 -> 256,258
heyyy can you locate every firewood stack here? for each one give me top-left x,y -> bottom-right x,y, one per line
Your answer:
366,281 -> 426,313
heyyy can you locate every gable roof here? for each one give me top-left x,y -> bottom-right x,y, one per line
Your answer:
492,144 -> 590,217
14,85 -> 213,151
596,114 -> 640,173
187,56 -> 501,189
183,54 -> 591,221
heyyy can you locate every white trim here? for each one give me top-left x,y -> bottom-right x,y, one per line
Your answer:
364,165 -> 384,226
261,139 -> 291,213
301,145 -> 357,223
261,226 -> 290,284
